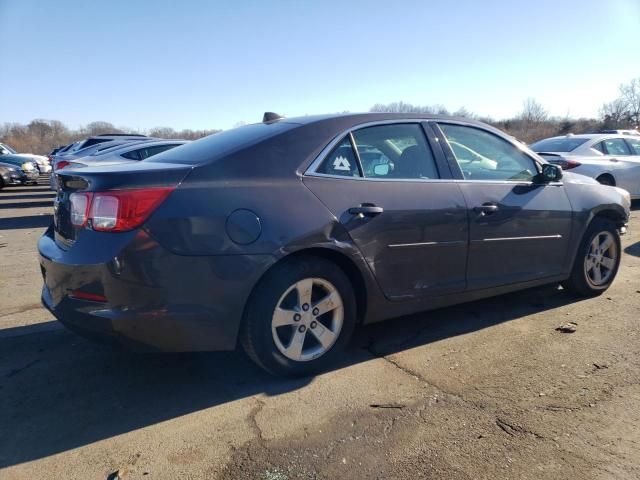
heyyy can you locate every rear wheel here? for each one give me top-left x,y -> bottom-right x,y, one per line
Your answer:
241,257 -> 356,377
562,218 -> 621,296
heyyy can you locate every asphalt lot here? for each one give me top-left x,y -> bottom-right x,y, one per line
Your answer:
1,179 -> 639,480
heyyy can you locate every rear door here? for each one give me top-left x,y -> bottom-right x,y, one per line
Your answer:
303,122 -> 469,299
434,122 -> 573,290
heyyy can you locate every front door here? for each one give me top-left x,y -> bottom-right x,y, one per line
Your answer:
303,122 -> 468,299
435,122 -> 573,290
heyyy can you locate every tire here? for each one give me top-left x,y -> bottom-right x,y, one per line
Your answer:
562,218 -> 621,297
240,256 -> 357,377
596,175 -> 615,186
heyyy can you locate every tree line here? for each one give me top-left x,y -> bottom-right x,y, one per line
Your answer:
0,121 -> 220,155
2,78 -> 638,155
370,77 -> 639,144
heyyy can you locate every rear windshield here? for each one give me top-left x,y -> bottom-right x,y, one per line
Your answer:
530,137 -> 589,153
146,122 -> 298,165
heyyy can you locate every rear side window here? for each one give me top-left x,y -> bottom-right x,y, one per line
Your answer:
592,142 -> 605,154
317,138 -> 361,177
440,123 -> 537,181
603,138 -> 632,156
315,124 -> 439,180
627,137 -> 640,155
530,137 -> 589,152
121,150 -> 141,160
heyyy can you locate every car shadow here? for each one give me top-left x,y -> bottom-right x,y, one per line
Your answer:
631,200 -> 640,211
0,192 -> 56,201
0,200 -> 53,210
0,283 -> 578,468
0,214 -> 52,230
624,241 -> 640,257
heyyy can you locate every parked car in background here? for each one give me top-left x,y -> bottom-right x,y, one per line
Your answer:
40,113 -> 630,376
600,129 -> 640,136
0,161 -> 38,188
49,138 -> 158,189
0,142 -> 51,174
66,133 -> 148,154
0,155 -> 39,184
61,140 -> 188,169
530,133 -> 640,198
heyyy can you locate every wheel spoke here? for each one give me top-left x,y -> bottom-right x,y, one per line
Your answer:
592,265 -> 603,284
310,322 -> 337,349
599,235 -> 613,253
296,278 -> 313,307
272,307 -> 297,328
600,256 -> 615,270
313,291 -> 341,317
285,328 -> 306,360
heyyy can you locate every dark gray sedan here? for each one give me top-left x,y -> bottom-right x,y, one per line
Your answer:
39,113 -> 631,376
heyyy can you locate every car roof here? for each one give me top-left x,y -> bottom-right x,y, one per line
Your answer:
274,112 -> 485,127
535,133 -> 629,142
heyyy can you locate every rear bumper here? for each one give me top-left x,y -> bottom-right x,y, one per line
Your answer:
38,226 -> 275,351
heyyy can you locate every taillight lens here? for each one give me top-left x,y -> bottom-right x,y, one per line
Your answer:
70,192 -> 93,227
563,159 -> 582,170
56,160 -> 70,171
88,187 -> 174,232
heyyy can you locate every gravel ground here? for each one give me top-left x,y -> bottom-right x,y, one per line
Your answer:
1,180 -> 639,480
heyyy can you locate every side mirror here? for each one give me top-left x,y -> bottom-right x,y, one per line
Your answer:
541,163 -> 563,182
373,163 -> 390,176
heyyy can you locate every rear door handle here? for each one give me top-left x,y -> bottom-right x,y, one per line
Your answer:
473,203 -> 499,215
349,205 -> 384,216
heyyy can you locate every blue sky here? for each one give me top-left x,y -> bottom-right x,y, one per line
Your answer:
0,0 -> 638,130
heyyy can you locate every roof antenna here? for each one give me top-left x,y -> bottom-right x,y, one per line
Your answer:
263,112 -> 283,123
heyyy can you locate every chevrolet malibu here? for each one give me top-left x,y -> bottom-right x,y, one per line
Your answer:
39,113 -> 631,376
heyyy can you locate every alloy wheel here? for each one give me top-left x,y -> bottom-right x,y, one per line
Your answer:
271,277 -> 344,362
584,231 -> 618,287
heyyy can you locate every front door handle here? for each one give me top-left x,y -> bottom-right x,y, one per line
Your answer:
610,158 -> 619,162
349,205 -> 384,216
473,203 -> 499,215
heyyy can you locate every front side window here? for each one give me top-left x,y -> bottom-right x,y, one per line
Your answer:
603,138 -> 631,156
439,123 -> 537,181
626,137 -> 640,155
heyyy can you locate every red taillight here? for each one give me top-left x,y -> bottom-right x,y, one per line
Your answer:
55,160 -> 70,171
71,187 -> 173,232
69,290 -> 107,303
563,159 -> 582,170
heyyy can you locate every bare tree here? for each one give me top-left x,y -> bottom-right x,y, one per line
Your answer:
519,98 -> 548,124
619,77 -> 640,126
600,97 -> 629,128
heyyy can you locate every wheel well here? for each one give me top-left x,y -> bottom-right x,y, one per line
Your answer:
596,173 -> 615,186
593,209 -> 626,228
274,248 -> 368,324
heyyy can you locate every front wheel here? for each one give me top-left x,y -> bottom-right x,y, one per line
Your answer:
562,218 -> 621,296
240,257 -> 356,377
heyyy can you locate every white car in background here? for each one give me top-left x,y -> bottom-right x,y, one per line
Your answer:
531,134 -> 640,199
0,142 -> 52,173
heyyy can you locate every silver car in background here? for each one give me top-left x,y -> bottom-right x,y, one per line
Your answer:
63,139 -> 188,169
49,138 -> 159,189
531,134 -> 640,199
